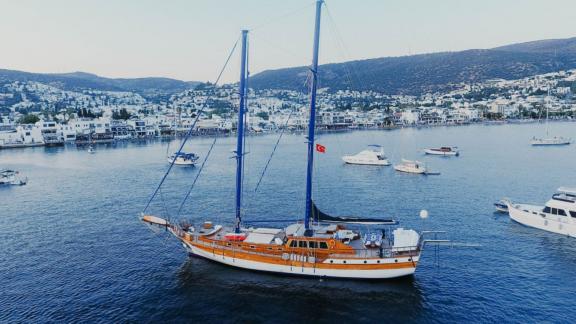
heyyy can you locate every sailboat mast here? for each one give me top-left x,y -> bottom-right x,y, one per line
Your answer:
304,0 -> 323,231
546,89 -> 550,136
235,30 -> 249,233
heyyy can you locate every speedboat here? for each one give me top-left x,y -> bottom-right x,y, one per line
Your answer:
424,146 -> 459,156
168,152 -> 199,166
494,198 -> 510,213
87,145 -> 95,154
342,145 -> 390,166
0,169 -> 27,186
394,159 -> 428,174
507,187 -> 576,237
530,136 -> 571,146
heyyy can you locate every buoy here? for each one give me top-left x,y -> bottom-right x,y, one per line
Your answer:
420,209 -> 429,219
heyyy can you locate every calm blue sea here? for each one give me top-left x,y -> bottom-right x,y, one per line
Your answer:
2,122 -> 576,323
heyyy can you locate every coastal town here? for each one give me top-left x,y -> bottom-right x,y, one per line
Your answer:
1,69 -> 576,148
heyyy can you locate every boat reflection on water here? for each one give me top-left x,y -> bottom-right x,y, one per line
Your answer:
174,258 -> 426,321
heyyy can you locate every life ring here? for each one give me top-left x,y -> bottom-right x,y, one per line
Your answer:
328,239 -> 336,249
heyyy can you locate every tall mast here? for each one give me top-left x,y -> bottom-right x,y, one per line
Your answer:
235,30 -> 249,233
304,0 -> 323,231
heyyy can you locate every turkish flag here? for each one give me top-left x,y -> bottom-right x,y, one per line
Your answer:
316,143 -> 326,153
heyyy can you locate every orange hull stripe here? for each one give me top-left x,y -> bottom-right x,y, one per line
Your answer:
189,241 -> 416,270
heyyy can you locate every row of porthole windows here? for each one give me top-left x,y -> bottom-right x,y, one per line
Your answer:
328,259 -> 410,264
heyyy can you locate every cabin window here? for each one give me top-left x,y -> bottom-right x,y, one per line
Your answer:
543,207 -> 551,214
558,209 -> 567,216
551,208 -> 558,215
289,240 -> 297,248
298,241 -> 307,248
250,245 -> 255,249
570,211 -> 576,218
319,242 -> 328,249
309,241 -> 318,249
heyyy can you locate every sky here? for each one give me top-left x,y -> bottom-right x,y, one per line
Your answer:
1,0 -> 575,83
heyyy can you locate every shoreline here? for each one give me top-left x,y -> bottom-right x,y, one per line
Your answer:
1,118 -> 574,150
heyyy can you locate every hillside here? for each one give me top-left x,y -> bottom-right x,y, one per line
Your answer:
249,37 -> 576,95
0,69 -> 199,100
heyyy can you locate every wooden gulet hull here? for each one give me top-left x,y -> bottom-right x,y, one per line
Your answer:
170,228 -> 420,279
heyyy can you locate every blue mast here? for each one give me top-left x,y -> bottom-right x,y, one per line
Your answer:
235,30 -> 249,233
304,0 -> 323,231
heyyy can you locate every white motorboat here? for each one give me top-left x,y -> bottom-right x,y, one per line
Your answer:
494,198 -> 510,213
342,145 -> 390,166
508,187 -> 576,237
424,146 -> 459,156
394,159 -> 428,174
0,169 -> 27,186
87,145 -> 95,154
168,152 -> 199,166
530,136 -> 571,146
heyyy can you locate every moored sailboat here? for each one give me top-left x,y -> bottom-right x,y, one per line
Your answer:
142,1 -> 451,279
530,93 -> 571,146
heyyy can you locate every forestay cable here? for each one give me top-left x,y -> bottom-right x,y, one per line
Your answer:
254,107 -> 295,192
176,137 -> 218,217
142,36 -> 240,214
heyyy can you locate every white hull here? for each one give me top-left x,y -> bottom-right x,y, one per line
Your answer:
394,166 -> 426,174
168,157 -> 197,166
530,138 -> 571,146
494,206 -> 508,213
183,241 -> 417,279
424,149 -> 458,156
508,203 -> 576,237
342,156 -> 390,166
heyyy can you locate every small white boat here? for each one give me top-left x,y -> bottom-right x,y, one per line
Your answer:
530,95 -> 571,146
494,198 -> 510,213
342,145 -> 390,166
394,159 -> 428,174
0,169 -> 27,186
168,152 -> 199,166
530,136 -> 571,146
87,145 -> 95,154
508,187 -> 576,237
424,146 -> 459,156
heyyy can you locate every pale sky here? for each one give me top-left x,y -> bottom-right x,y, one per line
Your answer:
1,0 -> 575,83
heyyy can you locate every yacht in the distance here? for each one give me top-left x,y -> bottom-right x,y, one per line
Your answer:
424,146 -> 459,156
531,93 -> 571,146
0,169 -> 27,186
530,136 -> 571,146
168,152 -> 199,166
494,198 -> 510,213
342,145 -> 390,166
507,187 -> 576,237
394,159 -> 428,174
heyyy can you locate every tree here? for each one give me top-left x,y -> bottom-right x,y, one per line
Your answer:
18,114 -> 40,124
112,108 -> 132,120
256,111 -> 269,120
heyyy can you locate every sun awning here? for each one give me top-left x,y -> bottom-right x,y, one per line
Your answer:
311,202 -> 397,225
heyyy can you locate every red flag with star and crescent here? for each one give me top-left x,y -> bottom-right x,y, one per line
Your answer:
316,143 -> 326,153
